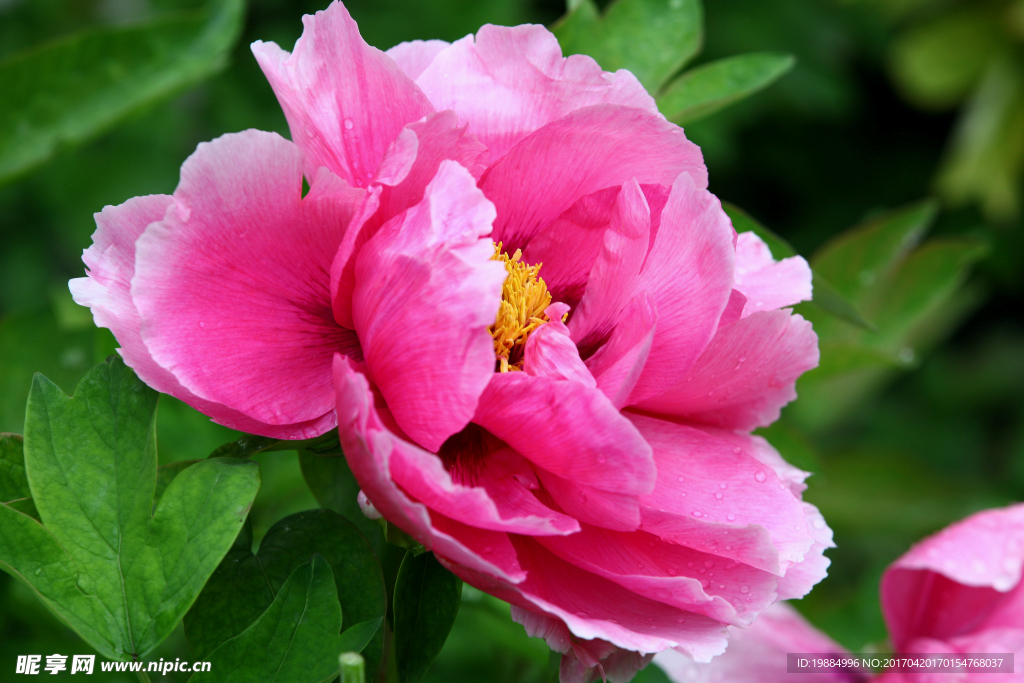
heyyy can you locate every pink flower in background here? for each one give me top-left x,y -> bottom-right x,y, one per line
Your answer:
656,504 -> 1024,683
71,1 -> 826,678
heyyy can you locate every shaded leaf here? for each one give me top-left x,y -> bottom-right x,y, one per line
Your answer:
394,552 -> 463,683
553,0 -> 702,92
0,357 -> 261,660
185,509 -> 386,676
192,555 -> 343,683
338,617 -> 384,654
658,52 -> 795,124
0,0 -> 244,185
0,433 -> 29,503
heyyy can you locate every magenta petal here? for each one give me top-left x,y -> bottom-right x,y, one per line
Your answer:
352,160 -> 505,451
881,503 -> 1024,650
131,130 -> 363,426
331,111 -> 489,328
333,355 -> 528,584
481,105 -> 706,253
585,293 -> 657,410
625,173 -> 736,404
569,178 -> 652,348
634,309 -> 819,431
654,602 -> 856,683
629,415 -> 815,576
415,24 -> 657,162
734,231 -> 813,317
71,196 -> 333,438
474,371 -> 655,497
536,525 -> 778,627
386,39 -> 450,80
523,312 -> 597,387
252,1 -> 433,187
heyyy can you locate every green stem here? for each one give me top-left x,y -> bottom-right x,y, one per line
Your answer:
136,670 -> 153,683
340,652 -> 366,683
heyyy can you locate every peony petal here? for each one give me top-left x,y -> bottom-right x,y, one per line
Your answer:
629,415 -> 815,576
734,231 -> 813,318
333,355 -> 528,584
569,178 -> 652,350
71,196 -> 333,439
624,173 -> 736,404
536,525 -> 778,627
352,160 -> 506,451
775,502 -> 834,601
633,309 -> 819,431
523,311 -> 597,387
252,1 -> 433,187
881,503 -> 1024,650
481,105 -> 706,254
415,24 -> 657,162
654,602 -> 858,683
131,130 -> 363,427
474,371 -> 655,497
585,292 -> 657,410
331,111 -> 489,328
386,39 -> 450,80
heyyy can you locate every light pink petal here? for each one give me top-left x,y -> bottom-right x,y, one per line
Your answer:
624,173 -> 737,404
881,503 -> 1024,650
654,602 -> 858,683
251,1 -> 433,186
715,289 -> 748,332
633,309 -> 819,431
586,293 -> 657,410
629,415 -> 815,576
71,197 -> 332,438
474,371 -> 655,497
569,178 -> 651,349
415,24 -> 657,162
331,111 -> 489,328
775,503 -> 834,601
352,160 -> 505,451
734,231 -> 813,318
536,525 -> 778,627
333,355 -> 527,583
523,309 -> 596,387
386,39 -> 450,80
480,105 -> 706,254
131,131 -> 363,427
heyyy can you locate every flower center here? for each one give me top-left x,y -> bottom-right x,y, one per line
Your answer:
489,243 -> 553,372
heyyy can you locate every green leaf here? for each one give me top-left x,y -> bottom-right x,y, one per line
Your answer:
658,52 -> 795,125
0,0 -> 244,185
154,459 -> 199,504
723,202 -> 873,330
0,433 -> 29,504
192,555 -> 344,683
553,0 -> 703,92
0,356 -> 261,660
338,617 -> 384,654
810,200 -> 938,308
393,551 -> 463,683
185,509 -> 386,675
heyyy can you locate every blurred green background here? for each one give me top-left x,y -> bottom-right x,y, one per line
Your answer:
1,0 -> 1022,680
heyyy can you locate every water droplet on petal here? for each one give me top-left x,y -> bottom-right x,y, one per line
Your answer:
677,476 -> 685,483
704,561 -> 714,568
732,446 -> 742,454
597,454 -> 606,463
714,492 -> 723,500
692,510 -> 703,518
738,356 -> 747,363
199,321 -> 205,328
718,584 -> 726,589
740,585 -> 750,594
726,513 -> 736,522
343,118 -> 354,130
754,470 -> 767,483
720,482 -> 728,489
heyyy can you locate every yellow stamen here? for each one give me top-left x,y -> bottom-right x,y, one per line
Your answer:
489,242 -> 553,372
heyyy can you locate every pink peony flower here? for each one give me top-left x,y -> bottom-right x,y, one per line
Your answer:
71,2 -> 827,678
657,504 -> 1024,683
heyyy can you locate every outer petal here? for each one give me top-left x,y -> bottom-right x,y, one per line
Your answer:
71,197 -> 334,438
480,105 -> 706,253
252,1 -> 434,186
734,231 -> 813,318
881,503 -> 1024,650
633,309 -> 819,430
352,160 -> 506,452
654,602 -> 862,683
629,415 -> 815,577
333,355 -> 529,583
386,39 -> 450,80
131,131 -> 363,427
415,24 -> 657,162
